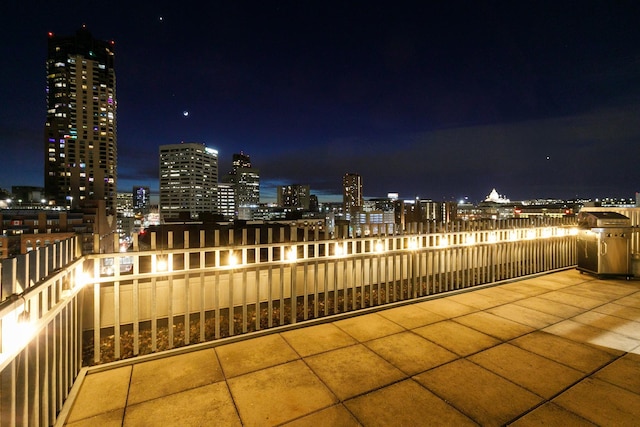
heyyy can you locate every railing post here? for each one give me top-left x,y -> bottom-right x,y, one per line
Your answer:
1,257 -> 17,298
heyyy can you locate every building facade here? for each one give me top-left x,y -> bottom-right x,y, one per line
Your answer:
133,186 -> 151,215
217,183 -> 236,220
159,142 -> 218,221
223,152 -> 260,218
44,27 -> 117,215
343,173 -> 363,216
277,184 -> 311,210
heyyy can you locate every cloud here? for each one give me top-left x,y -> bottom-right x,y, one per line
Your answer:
257,105 -> 640,201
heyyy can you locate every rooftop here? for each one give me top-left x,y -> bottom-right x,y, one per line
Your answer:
62,269 -> 640,426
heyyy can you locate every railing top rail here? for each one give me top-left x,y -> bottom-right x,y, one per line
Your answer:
90,224 -> 579,260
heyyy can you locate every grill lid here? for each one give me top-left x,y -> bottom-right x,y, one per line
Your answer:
577,211 -> 631,228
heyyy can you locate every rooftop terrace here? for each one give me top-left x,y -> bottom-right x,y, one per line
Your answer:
62,269 -> 640,426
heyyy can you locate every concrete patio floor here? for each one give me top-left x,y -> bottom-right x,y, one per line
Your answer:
62,269 -> 640,426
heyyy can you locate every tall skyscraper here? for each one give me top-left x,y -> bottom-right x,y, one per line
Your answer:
343,173 -> 363,215
221,152 -> 260,219
44,27 -> 117,215
159,142 -> 218,221
229,152 -> 260,206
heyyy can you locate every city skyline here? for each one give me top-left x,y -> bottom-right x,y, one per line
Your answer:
2,1 -> 640,204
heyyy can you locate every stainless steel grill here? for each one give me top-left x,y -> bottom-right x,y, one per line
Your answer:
577,211 -> 632,278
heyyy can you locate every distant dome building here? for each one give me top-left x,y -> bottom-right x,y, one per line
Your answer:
485,188 -> 511,204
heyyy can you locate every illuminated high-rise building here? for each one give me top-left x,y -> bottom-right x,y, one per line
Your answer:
231,152 -> 260,206
217,182 -> 235,220
221,152 -> 260,219
343,173 -> 363,215
44,27 -> 117,215
159,142 -> 218,221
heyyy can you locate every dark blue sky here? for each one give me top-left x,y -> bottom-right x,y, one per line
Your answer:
2,1 -> 640,203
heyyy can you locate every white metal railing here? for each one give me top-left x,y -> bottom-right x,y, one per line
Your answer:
1,237 -> 80,302
82,224 -> 577,365
0,258 -> 86,427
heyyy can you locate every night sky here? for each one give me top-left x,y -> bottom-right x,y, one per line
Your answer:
2,1 -> 640,203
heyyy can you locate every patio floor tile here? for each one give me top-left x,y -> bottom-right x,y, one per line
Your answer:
592,353 -> 640,394
124,382 -> 241,427
553,378 -> 640,425
415,298 -> 478,318
454,311 -> 535,341
513,296 -> 586,318
377,303 -> 446,329
571,311 -> 640,340
215,333 -> 299,378
128,348 -> 223,405
593,302 -> 640,322
280,404 -> 360,427
281,323 -> 357,357
365,331 -> 458,375
536,290 -> 605,310
488,303 -> 563,329
66,366 -> 131,423
469,343 -> 584,398
543,319 -> 640,353
413,320 -> 500,356
228,360 -> 337,426
509,402 -> 596,426
510,331 -> 618,373
304,344 -> 405,400
333,312 -> 405,341
65,410 -> 124,427
345,379 -> 476,426
414,359 -> 542,426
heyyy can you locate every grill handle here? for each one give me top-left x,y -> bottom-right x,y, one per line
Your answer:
600,241 -> 608,256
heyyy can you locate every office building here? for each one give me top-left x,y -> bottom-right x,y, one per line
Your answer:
159,142 -> 218,221
217,182 -> 236,220
224,152 -> 260,217
277,184 -> 311,210
44,27 -> 117,215
133,186 -> 151,215
343,173 -> 363,216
